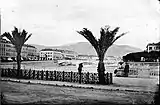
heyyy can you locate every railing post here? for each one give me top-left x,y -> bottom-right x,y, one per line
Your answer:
37,71 -> 39,80
41,70 -> 44,80
50,71 -> 53,80
110,73 -> 113,84
5,68 -> 7,77
33,70 -> 35,79
79,72 -> 81,84
20,69 -> 23,78
4,69 -> 7,77
11,69 -> 16,78
6,68 -> 9,77
54,71 -> 57,81
8,68 -> 11,77
3,69 -> 4,76
72,72 -> 75,82
7,68 -> 9,77
23,70 -> 26,79
28,69 -> 31,79
13,69 -> 16,78
1,68 -> 4,77
46,70 -> 48,80
87,72 -> 90,84
62,71 -> 65,82
106,72 -> 109,85
70,71 -> 73,82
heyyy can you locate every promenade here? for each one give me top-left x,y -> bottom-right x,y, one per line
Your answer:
2,76 -> 158,92
1,77 -> 158,105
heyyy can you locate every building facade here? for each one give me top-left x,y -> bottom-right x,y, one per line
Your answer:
61,50 -> 78,60
39,49 -> 63,60
39,48 -> 77,60
0,38 -> 38,61
77,55 -> 98,60
146,42 -> 160,52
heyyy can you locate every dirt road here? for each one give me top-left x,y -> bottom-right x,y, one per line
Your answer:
1,81 -> 155,105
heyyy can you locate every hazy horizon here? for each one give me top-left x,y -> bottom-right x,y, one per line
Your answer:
30,41 -> 143,50
1,0 -> 160,50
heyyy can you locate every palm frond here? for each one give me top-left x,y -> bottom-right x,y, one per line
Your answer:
12,27 -> 20,43
104,25 -> 110,31
0,35 -> 5,39
111,27 -> 120,36
24,34 -> 32,43
111,32 -> 128,45
100,26 -> 126,55
99,26 -> 113,54
77,28 -> 99,54
99,28 -> 108,53
20,29 -> 28,44
78,25 -> 127,61
2,32 -> 16,45
12,27 -> 19,37
105,27 -> 120,46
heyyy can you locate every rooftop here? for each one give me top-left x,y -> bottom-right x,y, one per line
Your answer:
147,42 -> 160,46
40,48 -> 77,54
40,48 -> 55,51
0,38 -> 36,49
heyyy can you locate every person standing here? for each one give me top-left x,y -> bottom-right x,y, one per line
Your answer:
124,62 -> 129,77
78,63 -> 83,84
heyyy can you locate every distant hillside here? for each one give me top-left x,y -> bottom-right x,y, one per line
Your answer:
31,42 -> 142,57
31,44 -> 48,52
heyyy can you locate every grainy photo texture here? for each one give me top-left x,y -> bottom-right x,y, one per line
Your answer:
0,0 -> 160,105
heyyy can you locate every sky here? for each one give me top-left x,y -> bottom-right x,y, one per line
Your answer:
0,0 -> 160,50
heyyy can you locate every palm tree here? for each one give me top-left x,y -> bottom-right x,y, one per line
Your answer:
77,25 -> 127,84
1,27 -> 32,78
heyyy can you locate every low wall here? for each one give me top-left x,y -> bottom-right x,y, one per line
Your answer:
128,62 -> 159,78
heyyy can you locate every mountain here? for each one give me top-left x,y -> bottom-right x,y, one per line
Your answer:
31,42 -> 142,57
31,44 -> 48,52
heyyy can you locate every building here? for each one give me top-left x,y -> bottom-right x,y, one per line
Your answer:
39,48 -> 63,60
61,50 -> 78,60
0,38 -> 38,61
77,55 -> 98,60
146,42 -> 160,52
39,48 -> 78,60
22,44 -> 38,60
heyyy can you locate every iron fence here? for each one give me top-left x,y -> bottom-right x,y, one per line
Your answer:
1,68 -> 113,84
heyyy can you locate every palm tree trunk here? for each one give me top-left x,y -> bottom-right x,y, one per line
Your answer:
16,52 -> 21,78
97,60 -> 105,84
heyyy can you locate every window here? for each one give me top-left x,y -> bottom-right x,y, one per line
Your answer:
156,46 -> 160,50
6,44 -> 11,47
149,47 -> 152,50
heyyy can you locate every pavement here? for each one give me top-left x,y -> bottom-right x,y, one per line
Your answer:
1,76 -> 159,93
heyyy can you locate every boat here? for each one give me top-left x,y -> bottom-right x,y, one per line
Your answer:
58,61 -> 76,66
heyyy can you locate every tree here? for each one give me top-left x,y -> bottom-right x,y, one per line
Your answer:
1,27 -> 32,78
77,25 -> 127,84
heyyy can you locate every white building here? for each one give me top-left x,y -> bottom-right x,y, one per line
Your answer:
39,48 -> 78,60
61,50 -> 78,60
39,49 -> 63,60
77,55 -> 98,60
146,42 -> 160,52
0,38 -> 38,61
